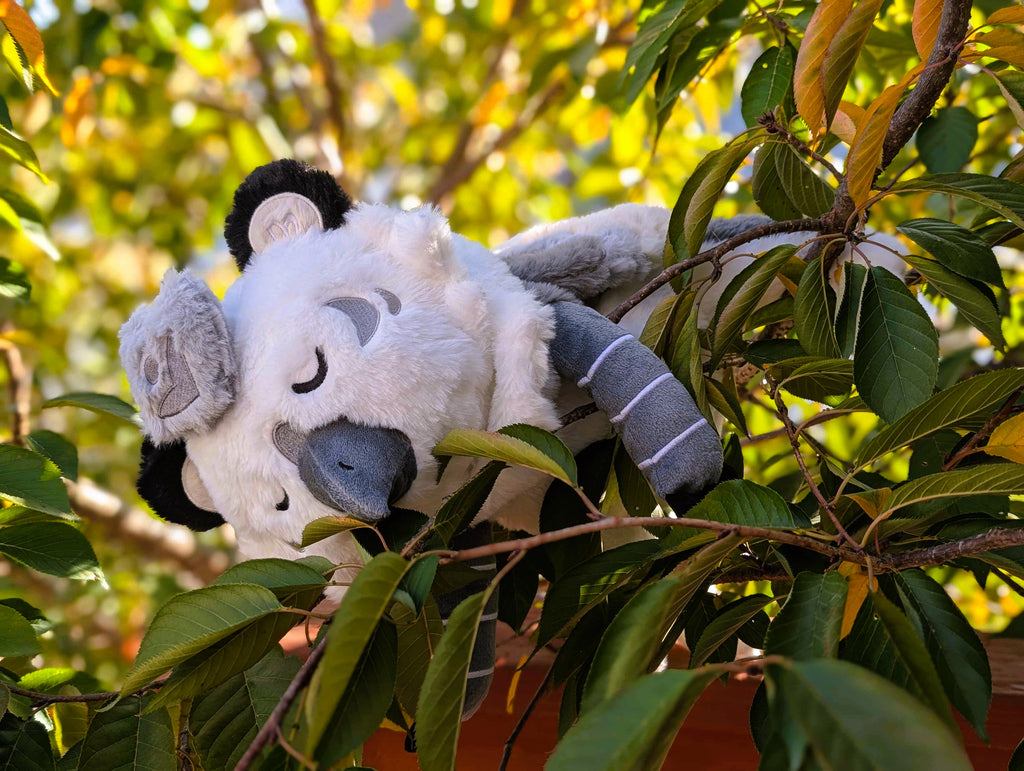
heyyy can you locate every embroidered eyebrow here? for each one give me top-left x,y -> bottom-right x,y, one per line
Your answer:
292,347 -> 327,394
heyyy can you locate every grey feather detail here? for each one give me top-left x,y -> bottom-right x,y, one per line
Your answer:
375,288 -> 402,315
119,270 -> 237,445
273,422 -> 305,464
502,228 -> 652,302
702,215 -> 773,245
522,281 -> 579,305
326,297 -> 380,346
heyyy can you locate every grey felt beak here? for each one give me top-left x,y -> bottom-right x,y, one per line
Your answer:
297,417 -> 417,523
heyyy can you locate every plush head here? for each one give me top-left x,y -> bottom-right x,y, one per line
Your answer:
120,160 -> 559,561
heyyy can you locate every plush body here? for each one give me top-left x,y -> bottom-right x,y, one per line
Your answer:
120,160 -> 906,718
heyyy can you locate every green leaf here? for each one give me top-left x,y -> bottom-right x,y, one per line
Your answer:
315,621 -> 397,768
0,522 -> 101,581
752,144 -> 803,220
765,571 -> 847,659
0,445 -> 71,517
0,124 -> 45,181
915,107 -> 979,174
689,594 -> 773,667
793,255 -> 840,358
395,555 -> 439,615
686,478 -> 796,529
434,426 -> 577,486
890,173 -> 1024,229
857,368 -> 1024,465
300,516 -> 372,548
146,561 -> 324,711
0,256 -> 29,301
892,569 -> 991,739
868,590 -> 957,731
25,431 -> 78,482
710,244 -> 796,368
621,0 -> 690,105
581,579 -> 681,714
854,266 -> 939,422
774,144 -> 835,216
906,254 -> 1005,348
394,599 -> 444,717
897,218 -> 1004,288
769,356 -> 854,402
536,541 -> 663,648
705,378 -> 748,436
547,670 -> 717,771
431,461 -> 504,545
740,46 -> 795,126
191,651 -> 301,771
667,134 -> 764,262
41,392 -> 138,423
0,605 -> 39,658
772,660 -> 972,770
306,551 -> 407,749
415,592 -> 489,771
120,584 -> 282,696
77,695 -> 175,771
880,463 -> 1024,516
0,713 -> 54,771
212,558 -> 327,596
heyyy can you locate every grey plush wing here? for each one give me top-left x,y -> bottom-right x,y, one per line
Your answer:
499,228 -> 654,303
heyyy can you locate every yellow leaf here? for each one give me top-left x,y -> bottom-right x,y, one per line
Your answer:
846,487 -> 892,518
912,0 -> 943,60
845,65 -> 923,205
0,0 -> 57,95
822,0 -> 886,128
833,100 -> 865,144
986,4 -> 1024,26
506,654 -> 529,714
983,412 -> 1024,463
838,561 -> 871,639
794,0 -> 853,137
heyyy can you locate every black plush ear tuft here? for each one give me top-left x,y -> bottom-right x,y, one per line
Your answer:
137,438 -> 225,531
224,159 -> 352,271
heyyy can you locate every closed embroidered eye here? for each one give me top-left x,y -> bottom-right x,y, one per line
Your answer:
275,490 -> 290,511
292,347 -> 327,394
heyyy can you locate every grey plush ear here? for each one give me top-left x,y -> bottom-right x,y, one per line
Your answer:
119,270 -> 237,444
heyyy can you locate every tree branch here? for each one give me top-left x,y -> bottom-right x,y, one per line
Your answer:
236,639 -> 326,771
498,663 -> 554,771
427,81 -> 567,205
942,387 -> 1024,471
67,478 -> 229,584
301,0 -> 347,147
435,516 -> 1024,576
606,218 -> 825,323
879,0 -> 972,171
1,324 -> 30,445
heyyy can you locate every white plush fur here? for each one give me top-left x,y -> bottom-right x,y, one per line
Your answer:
132,199 -> 911,562
181,202 -> 562,561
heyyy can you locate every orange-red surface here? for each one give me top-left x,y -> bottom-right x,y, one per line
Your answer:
364,667 -> 1024,770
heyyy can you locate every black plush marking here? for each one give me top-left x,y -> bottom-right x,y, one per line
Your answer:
137,438 -> 225,531
225,159 -> 352,271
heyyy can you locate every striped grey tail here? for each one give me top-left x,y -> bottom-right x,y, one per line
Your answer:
434,523 -> 497,721
550,301 -> 723,497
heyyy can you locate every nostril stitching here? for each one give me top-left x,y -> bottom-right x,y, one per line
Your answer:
338,461 -> 354,471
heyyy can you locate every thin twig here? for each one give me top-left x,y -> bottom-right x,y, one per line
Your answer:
560,402 -> 599,426
879,527 -> 1024,571
235,640 -> 327,771
8,675 -> 171,707
606,218 -> 825,323
275,725 -> 316,770
991,566 -> 1024,600
771,384 -> 861,551
942,387 -> 1024,471
759,116 -> 843,181
498,664 -> 554,771
434,516 -> 859,564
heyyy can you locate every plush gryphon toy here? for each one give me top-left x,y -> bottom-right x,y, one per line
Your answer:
119,159 -> 905,718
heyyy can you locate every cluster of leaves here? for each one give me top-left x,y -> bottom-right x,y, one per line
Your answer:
3,0 -> 1024,769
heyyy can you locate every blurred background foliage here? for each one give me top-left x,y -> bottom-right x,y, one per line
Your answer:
0,0 -> 1022,690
